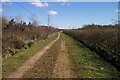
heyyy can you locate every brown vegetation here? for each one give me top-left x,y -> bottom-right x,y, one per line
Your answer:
64,24 -> 120,71
2,17 -> 57,57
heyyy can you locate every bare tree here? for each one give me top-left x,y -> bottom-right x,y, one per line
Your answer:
30,14 -> 39,27
15,15 -> 22,23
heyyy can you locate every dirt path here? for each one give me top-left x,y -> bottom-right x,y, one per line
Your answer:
7,33 -> 60,78
53,39 -> 74,78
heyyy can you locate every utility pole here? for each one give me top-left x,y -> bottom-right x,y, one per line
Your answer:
48,15 -> 50,27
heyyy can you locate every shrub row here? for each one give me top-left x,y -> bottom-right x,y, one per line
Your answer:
2,17 -> 57,57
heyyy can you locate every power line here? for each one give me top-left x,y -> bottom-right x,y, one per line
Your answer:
3,3 -> 20,15
15,3 -> 34,15
4,2 -> 50,26
15,3 -> 43,25
3,3 -> 31,22
15,3 -> 50,26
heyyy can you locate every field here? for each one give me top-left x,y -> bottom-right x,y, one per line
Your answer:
1,2 -> 120,79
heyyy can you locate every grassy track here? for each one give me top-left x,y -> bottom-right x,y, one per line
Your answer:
63,33 -> 120,78
22,33 -> 62,78
2,33 -> 58,77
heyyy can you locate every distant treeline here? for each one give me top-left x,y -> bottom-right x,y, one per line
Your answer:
64,24 -> 120,71
2,17 -> 57,57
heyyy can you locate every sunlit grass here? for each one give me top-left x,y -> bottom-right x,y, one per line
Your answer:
64,33 -> 120,78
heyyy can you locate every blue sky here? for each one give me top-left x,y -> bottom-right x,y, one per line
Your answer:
1,2 -> 118,29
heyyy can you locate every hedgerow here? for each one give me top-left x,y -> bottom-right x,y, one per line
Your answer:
2,17 -> 57,57
64,24 -> 120,71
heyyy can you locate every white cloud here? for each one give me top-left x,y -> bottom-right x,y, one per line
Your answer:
57,0 -> 70,5
29,0 -> 48,8
1,0 -> 48,8
31,2 -> 48,7
48,10 -> 58,15
1,0 -> 12,5
1,0 -> 10,2
57,0 -> 69,2
29,0 -> 40,2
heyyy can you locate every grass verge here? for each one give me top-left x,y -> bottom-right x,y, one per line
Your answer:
63,33 -> 120,78
2,33 -> 58,77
